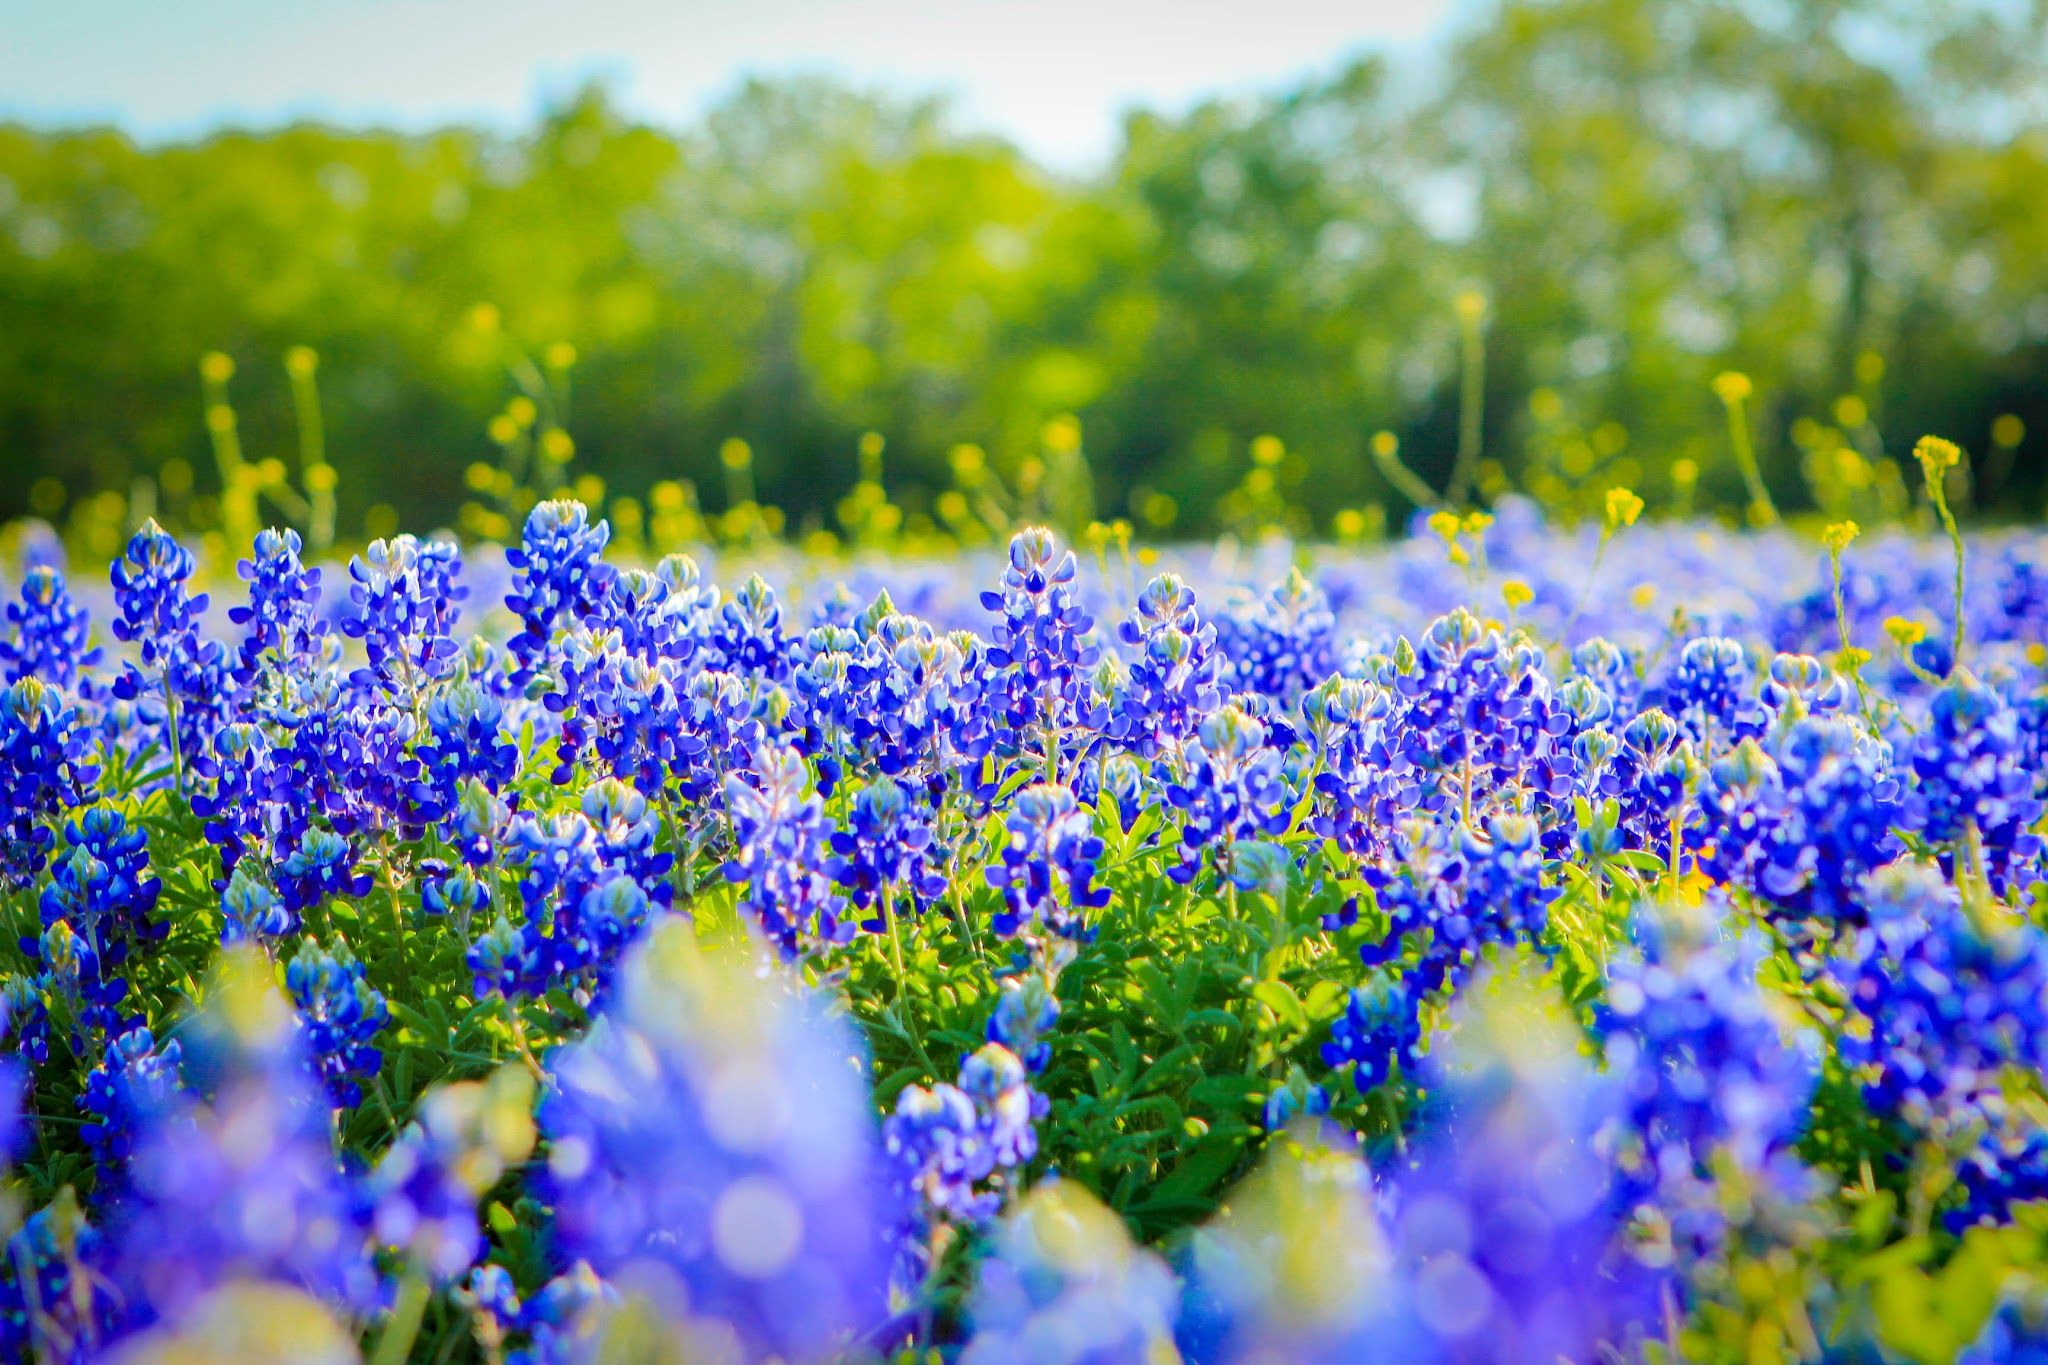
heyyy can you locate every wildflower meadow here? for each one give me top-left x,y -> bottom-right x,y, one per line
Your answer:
1,407 -> 2046,1365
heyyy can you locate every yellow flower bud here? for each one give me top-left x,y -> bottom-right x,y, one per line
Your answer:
1822,521 -> 1859,555
1711,371 -> 1752,405
1914,435 -> 1962,472
1604,486 -> 1644,530
1884,616 -> 1927,648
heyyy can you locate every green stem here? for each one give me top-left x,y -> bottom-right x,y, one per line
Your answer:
385,862 -> 413,1003
1450,311 -> 1486,506
1723,396 -> 1778,525
161,668 -> 186,799
506,1007 -> 548,1085
372,1271 -> 432,1365
1928,477 -> 1968,666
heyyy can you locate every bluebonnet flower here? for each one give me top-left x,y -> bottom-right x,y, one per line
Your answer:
219,862 -> 292,946
505,499 -> 615,678
1111,572 -> 1225,766
569,646 -> 694,795
1832,860 -> 2048,1227
364,1068 -> 535,1283
960,1183 -> 1180,1365
108,519 -> 205,675
1,676 -> 93,889
1699,714 -> 1902,927
723,744 -> 849,953
706,572 -> 792,680
1176,1143 -> 1423,1363
887,1082 -> 998,1228
419,857 -> 492,932
1323,973 -> 1426,1095
1656,636 -> 1773,754
872,626 -> 977,787
988,973 -> 1061,1073
831,778 -> 947,928
442,776 -> 511,868
339,534 -> 467,699
473,812 -> 602,996
791,617 -> 890,795
1262,1065 -> 1333,1131
1904,676 -> 2044,899
1604,707 -> 1688,850
1164,703 -> 1294,886
960,1042 -> 1045,1171
676,669 -> 788,803
467,915 -> 542,1001
888,1040 -> 1048,1287
0,1193 -> 120,1359
109,519 -> 231,766
463,783 -> 670,1003
415,678 -> 520,819
191,721 -> 278,879
80,1026 -> 185,1177
1385,984 -> 1660,1362
1,564 -> 99,687
980,528 -> 1103,780
1760,652 -> 1851,721
229,527 -> 329,686
580,777 -> 673,905
1358,812 -> 1556,1001
263,669 -> 366,848
285,939 -> 389,1108
32,806 -> 164,1040
1570,636 -> 1642,717
1596,901 -> 1819,1269
460,1262 -> 618,1365
985,782 -> 1109,939
1307,676 -> 1415,865
1372,610 -> 1577,845
109,951 -> 378,1336
275,828 -> 373,928
1955,1130 -> 2048,1232
2,970 -> 51,1070
1215,566 -> 1337,705
340,701 -> 425,831
540,920 -> 892,1360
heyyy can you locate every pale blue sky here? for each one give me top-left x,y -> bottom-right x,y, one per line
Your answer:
0,0 -> 1457,168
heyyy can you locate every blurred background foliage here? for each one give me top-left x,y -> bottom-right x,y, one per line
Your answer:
3,0 -> 2047,551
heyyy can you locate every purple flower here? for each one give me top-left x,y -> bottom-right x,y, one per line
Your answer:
540,921 -> 892,1359
1,565 -> 99,688
505,499 -> 615,680
985,782 -> 1109,940
723,745 -> 850,953
285,939 -> 389,1108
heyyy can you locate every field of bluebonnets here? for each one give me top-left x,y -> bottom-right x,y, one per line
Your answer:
2,406 -> 2048,1365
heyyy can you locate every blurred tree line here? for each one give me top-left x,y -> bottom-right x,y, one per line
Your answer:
3,0 -> 2046,543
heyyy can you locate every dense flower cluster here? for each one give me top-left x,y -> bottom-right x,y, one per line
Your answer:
0,503 -> 2043,1360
